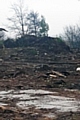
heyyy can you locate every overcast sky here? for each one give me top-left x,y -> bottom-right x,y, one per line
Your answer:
0,0 -> 80,37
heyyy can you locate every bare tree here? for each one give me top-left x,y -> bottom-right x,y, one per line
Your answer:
26,11 -> 40,36
7,0 -> 49,38
0,31 -> 4,39
0,28 -> 8,32
61,24 -> 80,48
8,0 -> 28,37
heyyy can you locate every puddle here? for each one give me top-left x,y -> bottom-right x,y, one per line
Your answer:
0,89 -> 80,112
43,113 -> 56,118
0,103 -> 7,106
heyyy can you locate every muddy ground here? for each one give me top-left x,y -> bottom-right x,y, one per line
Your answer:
0,48 -> 80,120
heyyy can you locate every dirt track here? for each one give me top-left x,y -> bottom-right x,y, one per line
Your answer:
0,48 -> 80,120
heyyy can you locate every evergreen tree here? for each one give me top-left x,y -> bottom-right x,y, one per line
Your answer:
27,11 -> 49,36
39,16 -> 49,37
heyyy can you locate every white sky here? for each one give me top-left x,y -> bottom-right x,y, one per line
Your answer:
0,0 -> 80,37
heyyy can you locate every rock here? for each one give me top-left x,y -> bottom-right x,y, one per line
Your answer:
76,67 -> 80,71
0,106 -> 6,112
0,59 -> 3,62
52,70 -> 66,78
15,85 -> 24,89
46,71 -> 66,78
54,80 -> 66,85
49,74 -> 57,78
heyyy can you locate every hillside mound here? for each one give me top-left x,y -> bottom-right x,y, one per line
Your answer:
4,35 -> 70,54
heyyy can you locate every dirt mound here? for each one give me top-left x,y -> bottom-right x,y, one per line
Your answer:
4,36 -> 70,54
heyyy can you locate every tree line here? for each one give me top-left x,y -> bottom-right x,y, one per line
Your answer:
1,0 -> 80,50
7,0 -> 49,37
6,0 -> 80,49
